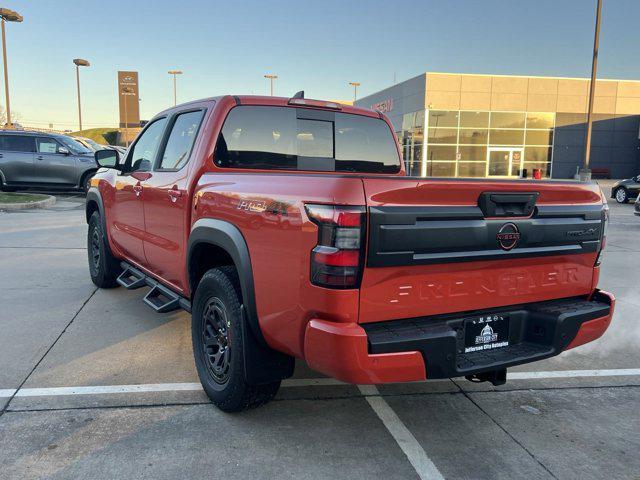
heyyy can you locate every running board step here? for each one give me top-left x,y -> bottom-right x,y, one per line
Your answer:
143,283 -> 181,313
117,265 -> 146,290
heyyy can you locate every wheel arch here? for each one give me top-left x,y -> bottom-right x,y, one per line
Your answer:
80,168 -> 98,189
188,218 -> 267,347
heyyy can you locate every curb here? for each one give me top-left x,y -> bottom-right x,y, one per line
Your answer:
0,195 -> 56,211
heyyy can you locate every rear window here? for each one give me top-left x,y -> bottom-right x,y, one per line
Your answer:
215,106 -> 400,173
0,135 -> 35,153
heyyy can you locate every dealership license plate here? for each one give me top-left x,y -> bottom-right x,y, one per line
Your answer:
464,314 -> 510,353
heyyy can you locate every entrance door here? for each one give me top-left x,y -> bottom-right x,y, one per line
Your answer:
487,148 -> 523,177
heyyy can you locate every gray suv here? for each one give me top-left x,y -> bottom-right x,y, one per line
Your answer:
0,130 -> 98,193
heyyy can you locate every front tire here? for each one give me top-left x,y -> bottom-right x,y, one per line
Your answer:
192,267 -> 280,412
87,211 -> 121,288
615,187 -> 629,204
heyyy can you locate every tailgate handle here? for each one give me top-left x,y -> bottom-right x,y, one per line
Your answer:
478,192 -> 538,217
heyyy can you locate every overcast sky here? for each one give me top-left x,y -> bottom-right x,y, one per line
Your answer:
7,0 -> 640,130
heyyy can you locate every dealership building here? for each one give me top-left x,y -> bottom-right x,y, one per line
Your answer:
354,72 -> 640,179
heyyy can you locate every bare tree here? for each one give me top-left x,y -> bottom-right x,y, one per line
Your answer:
0,105 -> 21,127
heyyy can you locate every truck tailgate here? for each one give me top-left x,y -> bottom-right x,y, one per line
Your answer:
360,178 -> 605,323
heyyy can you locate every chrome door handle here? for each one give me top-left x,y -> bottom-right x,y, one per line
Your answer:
168,188 -> 182,201
36,155 -> 44,160
133,184 -> 143,197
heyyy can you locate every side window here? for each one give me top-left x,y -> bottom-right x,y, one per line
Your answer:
158,110 -> 205,170
0,135 -> 36,153
36,138 -> 61,154
127,118 -> 168,172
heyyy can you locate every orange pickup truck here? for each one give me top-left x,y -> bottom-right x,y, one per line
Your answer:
86,93 -> 614,411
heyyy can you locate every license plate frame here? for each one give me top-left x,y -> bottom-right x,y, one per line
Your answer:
464,314 -> 510,353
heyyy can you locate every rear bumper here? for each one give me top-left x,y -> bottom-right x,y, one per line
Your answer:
303,290 -> 614,384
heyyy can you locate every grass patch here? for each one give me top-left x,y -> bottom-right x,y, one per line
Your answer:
0,192 -> 50,204
70,127 -> 120,145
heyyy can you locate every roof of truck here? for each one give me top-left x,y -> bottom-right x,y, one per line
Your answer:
157,95 -> 381,119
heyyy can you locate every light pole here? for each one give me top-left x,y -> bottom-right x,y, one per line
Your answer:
348,81 -> 361,103
583,0 -> 603,180
73,58 -> 90,131
168,70 -> 182,106
264,74 -> 277,96
0,8 -> 22,129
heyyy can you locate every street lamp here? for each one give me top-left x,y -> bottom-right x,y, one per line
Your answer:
168,70 -> 182,106
348,81 -> 361,102
73,58 -> 90,131
0,8 -> 23,129
582,0 -> 603,180
264,74 -> 277,96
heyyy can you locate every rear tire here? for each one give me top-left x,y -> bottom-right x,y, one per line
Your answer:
87,211 -> 121,288
192,266 -> 280,412
81,171 -> 96,194
615,187 -> 629,204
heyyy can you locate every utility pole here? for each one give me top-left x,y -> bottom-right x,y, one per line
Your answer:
73,58 -> 90,131
264,74 -> 277,96
349,81 -> 361,102
168,70 -> 182,106
583,0 -> 603,181
0,8 -> 23,128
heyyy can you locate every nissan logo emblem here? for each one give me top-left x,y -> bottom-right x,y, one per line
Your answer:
497,223 -> 520,251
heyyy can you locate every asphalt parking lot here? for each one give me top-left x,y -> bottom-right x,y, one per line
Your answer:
0,182 -> 639,480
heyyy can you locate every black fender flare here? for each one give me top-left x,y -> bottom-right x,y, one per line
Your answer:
85,188 -> 116,258
188,218 -> 266,346
188,218 -> 294,384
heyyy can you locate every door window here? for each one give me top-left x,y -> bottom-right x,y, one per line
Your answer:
127,118 -> 168,172
0,135 -> 36,152
36,138 -> 62,154
158,110 -> 205,170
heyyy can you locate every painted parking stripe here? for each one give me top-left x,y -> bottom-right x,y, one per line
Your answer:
507,368 -> 640,380
359,385 -> 445,480
0,368 -> 639,399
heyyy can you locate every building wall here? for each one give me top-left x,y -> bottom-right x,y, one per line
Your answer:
357,72 -> 640,179
424,73 -> 640,178
355,74 -> 426,132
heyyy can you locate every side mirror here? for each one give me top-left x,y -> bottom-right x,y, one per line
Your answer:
58,147 -> 70,155
95,149 -> 120,169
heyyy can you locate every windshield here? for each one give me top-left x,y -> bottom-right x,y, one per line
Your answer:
58,136 -> 93,154
216,106 -> 401,173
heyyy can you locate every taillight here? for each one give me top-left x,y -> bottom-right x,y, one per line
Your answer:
305,204 -> 366,289
596,203 -> 609,266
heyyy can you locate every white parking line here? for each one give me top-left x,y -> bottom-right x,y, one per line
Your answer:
0,368 -> 639,399
359,385 -> 445,480
506,368 -> 640,380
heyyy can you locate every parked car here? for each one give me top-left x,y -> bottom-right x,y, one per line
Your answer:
0,130 -> 98,192
611,175 -> 640,203
74,136 -> 126,156
86,94 -> 614,412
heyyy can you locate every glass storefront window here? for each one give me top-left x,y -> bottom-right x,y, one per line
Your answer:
460,111 -> 489,128
490,112 -> 525,129
458,145 -> 487,161
427,128 -> 457,144
525,146 -> 552,162
526,112 -> 555,129
457,162 -> 487,177
426,145 -> 457,161
426,161 -> 456,177
458,129 -> 488,144
489,129 -> 525,145
525,129 -> 553,146
429,110 -> 459,128
417,110 -> 555,179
